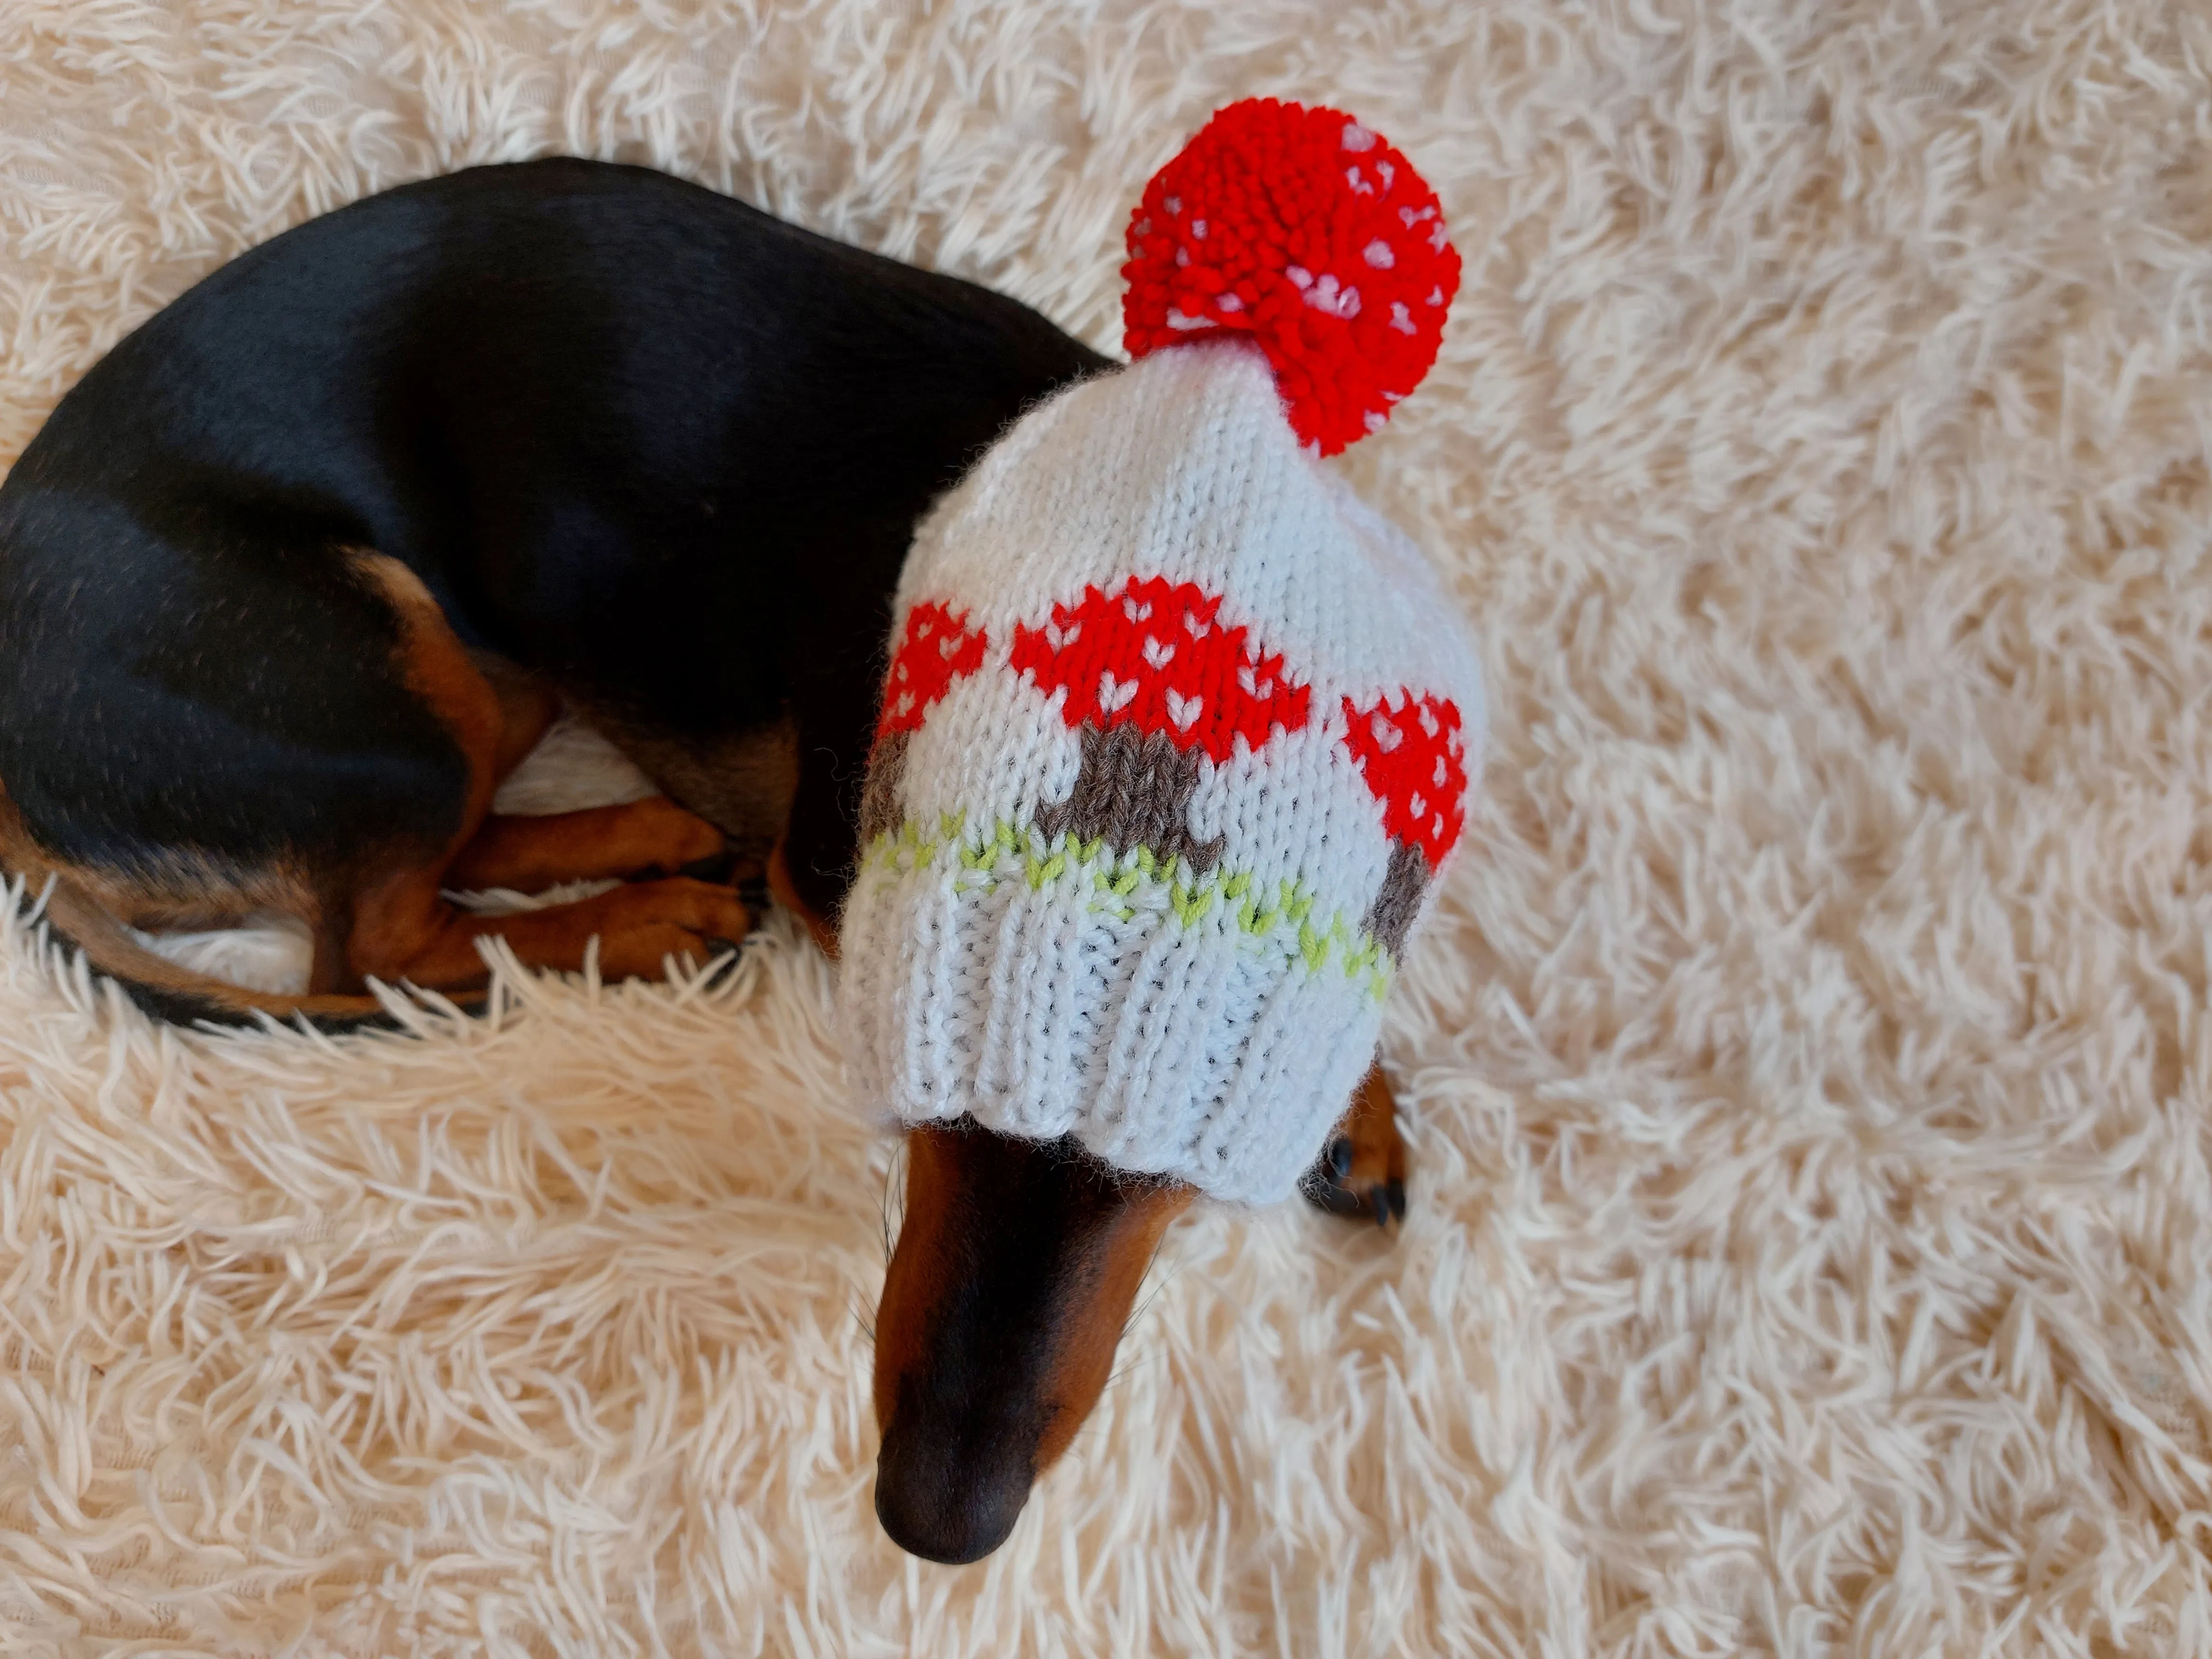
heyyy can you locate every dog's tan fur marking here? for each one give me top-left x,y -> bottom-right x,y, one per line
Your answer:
1337,1065 -> 1405,1190
1027,1177 -> 1193,1468
470,651 -> 563,778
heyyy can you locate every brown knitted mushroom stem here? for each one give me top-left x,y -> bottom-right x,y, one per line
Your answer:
858,729 -> 912,845
1034,722 -> 1225,874
1361,840 -> 1431,957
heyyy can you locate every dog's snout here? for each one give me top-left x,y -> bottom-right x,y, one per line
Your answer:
873,1414 -> 1031,1565
869,1123 -> 1195,1562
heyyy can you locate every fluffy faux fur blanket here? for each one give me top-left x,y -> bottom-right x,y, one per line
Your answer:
1,2 -> 2208,1654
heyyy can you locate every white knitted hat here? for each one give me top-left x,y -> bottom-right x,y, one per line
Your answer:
837,100 -> 1482,1204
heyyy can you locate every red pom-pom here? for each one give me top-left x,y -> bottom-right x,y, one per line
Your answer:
1121,98 -> 1460,457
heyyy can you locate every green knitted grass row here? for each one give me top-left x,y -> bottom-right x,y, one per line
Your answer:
861,813 -> 1394,999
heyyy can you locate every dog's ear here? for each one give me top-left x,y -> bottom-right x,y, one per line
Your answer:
871,1124 -> 1192,1563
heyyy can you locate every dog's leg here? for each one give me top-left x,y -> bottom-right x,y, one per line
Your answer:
328,557 -> 752,992
348,866 -> 752,986
476,655 -> 563,779
1299,1062 -> 1409,1227
444,659 -> 752,896
446,798 -> 736,893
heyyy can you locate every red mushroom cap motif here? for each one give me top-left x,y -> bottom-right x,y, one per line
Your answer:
879,601 -> 990,738
1010,575 -> 1311,872
1339,689 -> 1470,955
861,600 -> 990,842
1009,575 -> 1310,756
1340,691 -> 1468,866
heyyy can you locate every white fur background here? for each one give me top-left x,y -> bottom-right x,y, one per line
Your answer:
3,2 -> 2211,1654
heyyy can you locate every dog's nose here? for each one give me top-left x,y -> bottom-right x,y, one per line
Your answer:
873,1419 -> 1031,1565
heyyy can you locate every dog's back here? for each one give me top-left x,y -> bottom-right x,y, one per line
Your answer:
0,158 -> 1106,1018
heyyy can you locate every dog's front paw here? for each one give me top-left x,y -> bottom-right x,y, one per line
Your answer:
1299,1063 -> 1407,1228
590,877 -> 755,977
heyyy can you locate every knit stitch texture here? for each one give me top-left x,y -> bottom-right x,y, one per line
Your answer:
837,341 -> 1482,1202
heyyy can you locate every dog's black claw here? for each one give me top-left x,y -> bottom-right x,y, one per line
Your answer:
1383,1176 -> 1406,1224
701,936 -> 745,960
1328,1136 -> 1354,1180
679,849 -> 741,886
735,874 -> 770,913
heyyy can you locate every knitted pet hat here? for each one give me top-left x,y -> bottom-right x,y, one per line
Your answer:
837,99 -> 1482,1204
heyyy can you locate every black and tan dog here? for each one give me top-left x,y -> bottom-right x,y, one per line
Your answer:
0,158 -> 1408,1564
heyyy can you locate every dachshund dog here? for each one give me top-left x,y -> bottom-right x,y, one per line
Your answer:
0,158 -> 1407,1564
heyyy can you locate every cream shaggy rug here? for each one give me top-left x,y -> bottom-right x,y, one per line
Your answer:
3,2 -> 2210,1654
